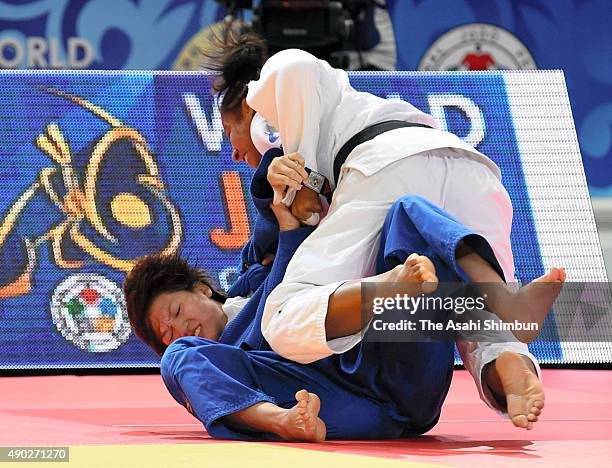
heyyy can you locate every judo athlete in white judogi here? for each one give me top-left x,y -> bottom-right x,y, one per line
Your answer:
234,48 -> 563,415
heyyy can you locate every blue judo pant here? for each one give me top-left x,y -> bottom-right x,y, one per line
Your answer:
160,196 -> 503,440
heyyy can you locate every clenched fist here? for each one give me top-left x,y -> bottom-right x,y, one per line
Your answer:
267,153 -> 309,204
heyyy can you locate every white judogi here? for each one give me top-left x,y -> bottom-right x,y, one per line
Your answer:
246,49 -> 541,416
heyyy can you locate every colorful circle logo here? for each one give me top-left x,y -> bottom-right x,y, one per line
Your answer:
50,273 -> 131,352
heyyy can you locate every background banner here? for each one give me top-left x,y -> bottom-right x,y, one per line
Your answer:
0,69 -> 608,368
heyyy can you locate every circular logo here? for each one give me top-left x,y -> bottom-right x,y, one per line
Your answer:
418,23 -> 537,71
50,273 -> 131,352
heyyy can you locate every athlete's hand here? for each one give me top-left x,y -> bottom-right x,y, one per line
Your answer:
261,253 -> 275,266
270,201 -> 301,232
292,186 -> 322,223
267,153 -> 309,204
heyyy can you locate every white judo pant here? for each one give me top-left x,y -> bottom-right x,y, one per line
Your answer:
262,147 -> 542,416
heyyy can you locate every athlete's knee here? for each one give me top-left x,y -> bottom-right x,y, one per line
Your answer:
403,387 -> 447,433
403,410 -> 442,436
384,195 -> 435,229
359,407 -> 404,439
325,400 -> 403,440
262,293 -> 327,364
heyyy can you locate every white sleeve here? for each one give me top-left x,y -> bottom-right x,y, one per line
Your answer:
247,49 -> 322,173
456,339 -> 542,418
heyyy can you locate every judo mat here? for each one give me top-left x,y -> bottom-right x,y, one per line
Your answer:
2,369 -> 611,467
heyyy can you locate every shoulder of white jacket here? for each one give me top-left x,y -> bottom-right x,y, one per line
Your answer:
263,48 -> 321,73
269,48 -> 318,61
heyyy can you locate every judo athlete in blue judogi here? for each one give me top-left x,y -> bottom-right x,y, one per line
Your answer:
135,194 -> 510,441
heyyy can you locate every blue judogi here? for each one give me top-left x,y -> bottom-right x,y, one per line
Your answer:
226,148 -> 282,298
160,195 -> 503,440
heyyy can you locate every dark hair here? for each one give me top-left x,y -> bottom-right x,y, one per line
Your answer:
203,22 -> 268,113
123,253 -> 227,356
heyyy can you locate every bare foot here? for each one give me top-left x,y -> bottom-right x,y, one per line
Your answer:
278,390 -> 326,442
495,351 -> 544,430
489,267 -> 566,342
389,253 -> 439,294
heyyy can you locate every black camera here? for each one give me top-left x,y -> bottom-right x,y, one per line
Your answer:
217,0 -> 369,68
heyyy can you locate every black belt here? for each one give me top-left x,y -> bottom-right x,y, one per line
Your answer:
333,120 -> 433,187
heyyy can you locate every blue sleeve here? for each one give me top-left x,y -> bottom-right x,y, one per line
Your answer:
240,226 -> 314,349
262,226 -> 314,293
227,214 -> 279,297
226,263 -> 271,298
241,215 -> 279,267
226,148 -> 284,296
250,148 -> 283,222
219,226 -> 314,349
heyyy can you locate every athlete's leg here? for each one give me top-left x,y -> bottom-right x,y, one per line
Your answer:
221,390 -> 326,442
455,240 -> 565,342
161,337 -> 403,441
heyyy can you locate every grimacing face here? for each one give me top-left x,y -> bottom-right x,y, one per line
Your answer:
147,283 -> 228,346
221,98 -> 262,168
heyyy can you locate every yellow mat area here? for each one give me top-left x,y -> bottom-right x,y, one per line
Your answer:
28,443 -> 448,468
